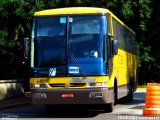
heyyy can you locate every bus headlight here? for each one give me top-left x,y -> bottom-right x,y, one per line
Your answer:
35,84 -> 40,88
86,82 -> 108,88
31,84 -> 48,89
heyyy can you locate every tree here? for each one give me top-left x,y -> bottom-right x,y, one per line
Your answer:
0,0 -> 159,85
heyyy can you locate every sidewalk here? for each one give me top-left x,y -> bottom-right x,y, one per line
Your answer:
0,92 -> 31,110
137,87 -> 146,91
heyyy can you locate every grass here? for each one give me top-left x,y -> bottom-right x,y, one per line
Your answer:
137,84 -> 147,88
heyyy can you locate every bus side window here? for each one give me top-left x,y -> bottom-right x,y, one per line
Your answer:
107,15 -> 112,57
112,18 -> 119,55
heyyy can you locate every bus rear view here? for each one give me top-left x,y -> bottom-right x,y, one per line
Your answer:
28,7 -> 137,112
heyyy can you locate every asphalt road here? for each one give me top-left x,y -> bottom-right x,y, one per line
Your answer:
0,90 -> 157,120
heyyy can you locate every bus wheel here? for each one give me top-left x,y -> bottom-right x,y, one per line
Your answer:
123,79 -> 133,102
127,78 -> 134,101
113,80 -> 118,105
125,86 -> 133,102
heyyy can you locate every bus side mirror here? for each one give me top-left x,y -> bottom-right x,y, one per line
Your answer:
24,38 -> 30,59
108,34 -> 118,56
112,39 -> 118,55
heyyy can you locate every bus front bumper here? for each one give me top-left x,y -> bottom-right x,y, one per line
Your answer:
31,88 -> 113,105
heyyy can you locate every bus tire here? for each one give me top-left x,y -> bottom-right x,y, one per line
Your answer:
123,78 -> 133,102
114,79 -> 118,105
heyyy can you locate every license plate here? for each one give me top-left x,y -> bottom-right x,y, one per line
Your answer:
61,93 -> 74,98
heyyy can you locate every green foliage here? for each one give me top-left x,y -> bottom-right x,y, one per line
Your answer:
121,2 -> 134,21
137,42 -> 155,68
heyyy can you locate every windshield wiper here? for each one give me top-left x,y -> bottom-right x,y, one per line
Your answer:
68,44 -> 87,80
69,52 -> 87,80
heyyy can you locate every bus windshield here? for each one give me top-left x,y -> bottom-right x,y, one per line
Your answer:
34,15 -> 107,76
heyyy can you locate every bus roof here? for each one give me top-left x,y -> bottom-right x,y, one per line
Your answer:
34,7 -> 135,34
34,7 -> 110,16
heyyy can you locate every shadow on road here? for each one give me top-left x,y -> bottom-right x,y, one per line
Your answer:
118,91 -> 145,103
44,105 -> 100,118
129,91 -> 146,110
116,91 -> 145,110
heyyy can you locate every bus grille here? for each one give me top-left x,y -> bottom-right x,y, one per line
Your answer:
49,84 -> 65,88
69,83 -> 86,87
49,83 -> 86,88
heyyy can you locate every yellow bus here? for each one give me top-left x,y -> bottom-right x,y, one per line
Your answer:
27,7 -> 137,112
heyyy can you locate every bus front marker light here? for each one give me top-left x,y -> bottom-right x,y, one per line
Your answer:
96,82 -> 108,87
86,82 -> 108,88
96,83 -> 102,86
34,84 -> 48,88
35,84 -> 40,88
